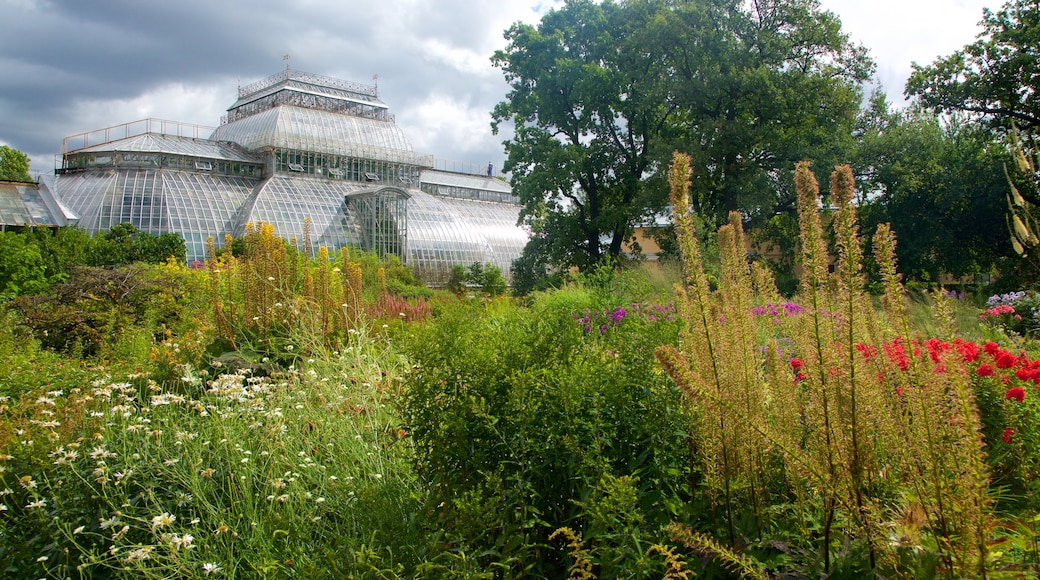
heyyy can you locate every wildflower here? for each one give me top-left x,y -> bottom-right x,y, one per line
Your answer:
151,512 -> 176,530
200,467 -> 215,478
790,358 -> 805,371
202,562 -> 223,575
1006,387 -> 1026,403
100,515 -> 122,530
73,525 -> 85,534
1003,428 -> 1014,443
976,364 -> 995,377
125,545 -> 154,561
19,475 -> 37,490
168,533 -> 194,550
26,498 -> 47,509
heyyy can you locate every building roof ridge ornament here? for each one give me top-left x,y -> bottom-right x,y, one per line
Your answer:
238,69 -> 379,100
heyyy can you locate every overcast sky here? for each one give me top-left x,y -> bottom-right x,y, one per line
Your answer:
0,0 -> 1003,178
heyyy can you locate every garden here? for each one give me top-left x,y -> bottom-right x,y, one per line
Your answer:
0,156 -> 1038,579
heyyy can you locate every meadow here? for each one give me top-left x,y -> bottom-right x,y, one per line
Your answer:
2,162 -> 1040,579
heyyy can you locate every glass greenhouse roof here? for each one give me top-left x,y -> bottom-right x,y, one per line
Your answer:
0,180 -> 75,227
212,106 -> 423,165
420,169 -> 513,194
69,133 -> 259,163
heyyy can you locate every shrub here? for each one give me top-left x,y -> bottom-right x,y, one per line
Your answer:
400,285 -> 688,576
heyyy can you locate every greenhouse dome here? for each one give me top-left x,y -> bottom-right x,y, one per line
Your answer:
53,69 -> 527,285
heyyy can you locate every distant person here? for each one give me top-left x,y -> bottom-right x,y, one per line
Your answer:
487,162 -> 493,177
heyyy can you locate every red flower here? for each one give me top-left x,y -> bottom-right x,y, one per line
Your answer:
926,338 -> 951,364
996,351 -> 1018,369
855,342 -> 877,361
984,341 -> 1001,356
1015,368 -> 1039,383
976,364 -> 995,377
790,358 -> 804,371
1006,387 -> 1026,402
954,339 -> 980,363
1003,428 -> 1014,443
884,338 -> 910,372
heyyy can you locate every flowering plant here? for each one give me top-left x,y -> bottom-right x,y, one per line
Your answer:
982,291 -> 1040,337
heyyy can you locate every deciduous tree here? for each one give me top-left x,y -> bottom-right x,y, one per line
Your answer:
0,144 -> 32,182
906,0 -> 1040,131
493,0 -> 872,273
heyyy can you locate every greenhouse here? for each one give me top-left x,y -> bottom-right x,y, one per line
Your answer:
52,69 -> 528,285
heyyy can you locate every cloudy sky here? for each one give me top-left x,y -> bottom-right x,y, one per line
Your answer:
0,0 -> 1003,178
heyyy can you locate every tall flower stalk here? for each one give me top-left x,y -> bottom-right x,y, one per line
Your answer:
657,152 -> 996,578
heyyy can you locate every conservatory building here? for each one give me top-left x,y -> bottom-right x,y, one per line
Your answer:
53,69 -> 527,285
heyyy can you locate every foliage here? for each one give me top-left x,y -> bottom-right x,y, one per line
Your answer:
0,231 -> 48,298
854,98 -> 1013,283
0,226 -> 186,299
906,0 -> 1040,132
0,329 -> 423,578
204,224 -> 431,360
400,284 -> 688,577
86,223 -> 187,266
0,144 -> 32,182
5,162 -> 1040,578
492,0 -> 673,272
10,263 -> 201,361
656,152 -> 1006,577
492,0 -> 872,273
1003,127 -> 1040,287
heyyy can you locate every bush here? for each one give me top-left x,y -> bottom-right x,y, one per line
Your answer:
400,286 -> 688,576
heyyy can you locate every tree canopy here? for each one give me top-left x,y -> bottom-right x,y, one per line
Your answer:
493,0 -> 872,274
906,0 -> 1040,132
0,145 -> 33,182
854,97 -> 1012,282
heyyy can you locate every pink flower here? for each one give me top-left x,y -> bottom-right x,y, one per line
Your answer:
1003,428 -> 1014,443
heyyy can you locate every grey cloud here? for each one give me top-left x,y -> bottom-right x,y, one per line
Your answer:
0,0 -> 553,174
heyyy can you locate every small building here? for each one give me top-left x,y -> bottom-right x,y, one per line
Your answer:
53,69 -> 528,285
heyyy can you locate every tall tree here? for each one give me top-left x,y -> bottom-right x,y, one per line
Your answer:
493,0 -> 872,273
493,0 -> 674,272
854,100 -> 1012,282
0,145 -> 32,182
906,0 -> 1040,132
657,0 -> 872,223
